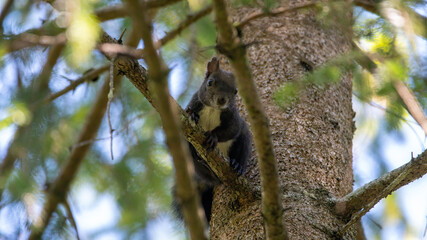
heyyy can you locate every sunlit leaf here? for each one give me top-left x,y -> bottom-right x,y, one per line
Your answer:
371,33 -> 394,57
353,69 -> 374,101
188,0 -> 209,11
0,102 -> 32,129
274,82 -> 300,108
66,0 -> 100,67
383,193 -> 402,223
381,59 -> 409,82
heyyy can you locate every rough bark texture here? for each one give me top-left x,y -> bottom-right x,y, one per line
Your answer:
210,1 -> 356,239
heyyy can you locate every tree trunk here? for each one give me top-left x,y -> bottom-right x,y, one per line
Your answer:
210,1 -> 356,239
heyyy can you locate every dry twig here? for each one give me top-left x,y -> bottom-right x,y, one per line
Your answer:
44,64 -> 109,104
334,150 -> 427,217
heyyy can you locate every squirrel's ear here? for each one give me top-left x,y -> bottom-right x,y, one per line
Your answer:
207,57 -> 220,75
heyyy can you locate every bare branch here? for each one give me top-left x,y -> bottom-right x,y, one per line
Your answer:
107,61 -> 115,160
157,5 -> 212,47
95,5 -> 126,22
338,168 -> 410,236
334,149 -> 427,217
43,64 -> 110,104
97,43 -> 143,58
71,111 -> 155,149
124,0 -> 208,238
212,1 -> 287,239
63,200 -> 80,240
3,33 -> 67,52
393,81 -> 427,136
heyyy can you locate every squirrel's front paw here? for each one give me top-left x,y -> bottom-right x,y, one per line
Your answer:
186,109 -> 199,124
203,132 -> 218,152
230,158 -> 244,175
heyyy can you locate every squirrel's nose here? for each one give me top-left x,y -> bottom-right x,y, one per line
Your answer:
217,97 -> 226,106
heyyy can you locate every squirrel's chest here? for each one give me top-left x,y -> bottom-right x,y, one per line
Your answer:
199,106 -> 221,131
198,106 -> 233,156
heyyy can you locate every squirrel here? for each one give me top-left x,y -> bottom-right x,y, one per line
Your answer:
174,57 -> 252,224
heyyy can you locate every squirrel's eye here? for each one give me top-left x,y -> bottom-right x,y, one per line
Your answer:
207,79 -> 214,87
234,89 -> 238,94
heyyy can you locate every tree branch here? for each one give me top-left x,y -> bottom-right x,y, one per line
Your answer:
334,149 -> 427,217
3,33 -> 67,52
338,167 -> 410,236
44,64 -> 109,104
157,5 -> 212,47
392,81 -> 427,136
63,200 -> 80,240
212,1 -> 287,239
95,4 -> 126,22
97,43 -> 143,58
123,0 -> 208,238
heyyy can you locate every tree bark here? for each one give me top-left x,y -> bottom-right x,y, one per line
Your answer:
210,1 -> 356,239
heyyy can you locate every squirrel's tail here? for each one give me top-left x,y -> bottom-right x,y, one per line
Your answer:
171,183 -> 213,224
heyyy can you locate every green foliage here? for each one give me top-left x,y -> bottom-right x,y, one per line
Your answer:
353,69 -> 373,100
0,101 -> 32,130
65,0 -> 101,67
229,0 -> 280,11
6,171 -> 36,203
273,82 -> 299,108
274,55 -> 355,108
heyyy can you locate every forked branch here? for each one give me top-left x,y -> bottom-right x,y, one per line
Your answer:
334,149 -> 427,217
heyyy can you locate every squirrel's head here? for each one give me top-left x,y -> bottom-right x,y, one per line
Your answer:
198,57 -> 237,109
